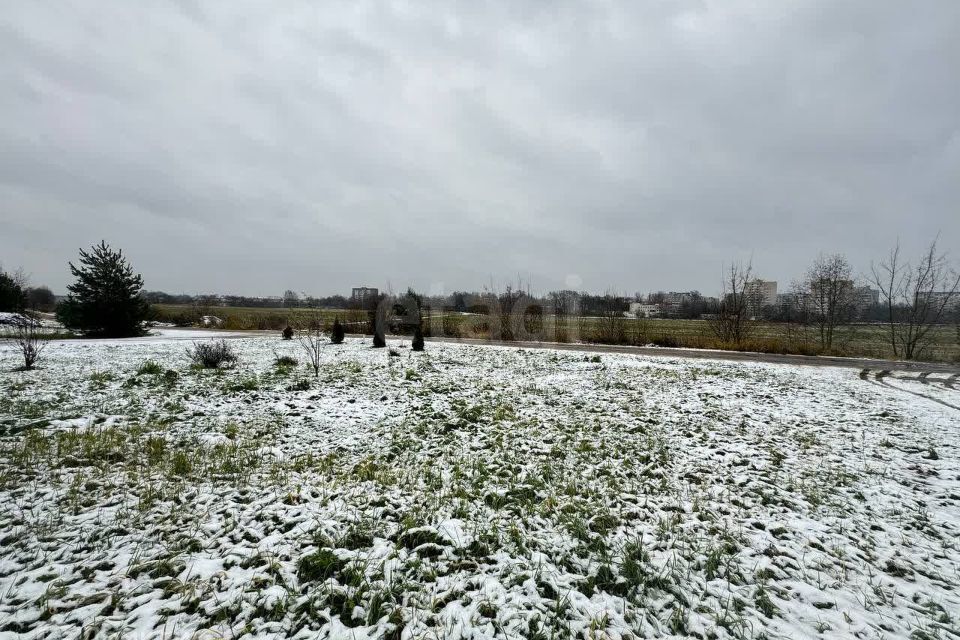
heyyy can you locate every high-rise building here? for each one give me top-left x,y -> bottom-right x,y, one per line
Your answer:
746,279 -> 777,311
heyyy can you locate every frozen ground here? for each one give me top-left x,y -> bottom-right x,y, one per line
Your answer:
0,336 -> 958,639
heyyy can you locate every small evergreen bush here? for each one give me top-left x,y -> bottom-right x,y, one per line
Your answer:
412,323 -> 425,351
56,241 -> 149,337
331,318 -> 345,344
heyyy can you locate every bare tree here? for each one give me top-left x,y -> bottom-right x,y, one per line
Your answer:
631,309 -> 650,346
871,239 -> 960,360
4,313 -> 48,370
297,309 -> 325,376
805,253 -> 855,351
594,291 -> 627,344
781,279 -> 814,350
496,284 -> 524,341
708,261 -> 753,344
548,290 -> 579,343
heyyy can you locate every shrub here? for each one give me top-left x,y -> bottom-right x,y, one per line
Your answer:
274,354 -> 298,368
331,318 -> 345,344
298,322 -> 325,377
136,360 -> 164,375
281,325 -> 294,340
651,335 -> 681,348
188,340 -> 238,369
170,312 -> 197,327
3,313 -> 47,370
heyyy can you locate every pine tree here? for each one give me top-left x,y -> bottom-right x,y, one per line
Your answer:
370,306 -> 386,347
331,318 -> 345,344
412,322 -> 425,351
57,241 -> 149,337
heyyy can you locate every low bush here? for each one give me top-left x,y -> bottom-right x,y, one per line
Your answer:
297,550 -> 345,583
188,340 -> 238,369
274,354 -> 298,368
3,315 -> 48,370
136,360 -> 164,375
650,335 -> 682,348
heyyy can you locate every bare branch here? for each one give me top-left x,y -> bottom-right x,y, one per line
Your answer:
3,313 -> 48,370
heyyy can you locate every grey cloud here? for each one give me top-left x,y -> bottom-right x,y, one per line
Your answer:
1,0 -> 958,296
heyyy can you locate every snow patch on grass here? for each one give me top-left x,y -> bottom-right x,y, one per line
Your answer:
0,337 -> 958,638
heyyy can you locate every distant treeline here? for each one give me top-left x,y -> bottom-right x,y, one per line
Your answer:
142,288 -> 909,323
143,289 -> 649,316
143,291 -> 352,309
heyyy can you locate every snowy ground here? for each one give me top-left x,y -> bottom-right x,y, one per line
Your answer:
0,336 -> 958,639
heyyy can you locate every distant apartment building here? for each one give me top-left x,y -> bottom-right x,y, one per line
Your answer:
925,291 -> 960,311
661,291 -> 695,307
748,280 -> 778,306
746,279 -> 777,314
775,285 -> 879,318
853,286 -> 880,311
775,292 -> 797,307
351,287 -> 379,306
627,302 -> 661,318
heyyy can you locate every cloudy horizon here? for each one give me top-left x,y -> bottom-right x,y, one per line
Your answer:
2,1 -> 958,298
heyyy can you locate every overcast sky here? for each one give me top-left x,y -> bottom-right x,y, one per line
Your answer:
2,1 -> 958,297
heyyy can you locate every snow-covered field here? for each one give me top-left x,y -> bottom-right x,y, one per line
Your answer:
0,337 -> 958,639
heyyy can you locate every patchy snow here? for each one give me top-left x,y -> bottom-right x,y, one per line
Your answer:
0,336 -> 958,639
0,312 -> 40,327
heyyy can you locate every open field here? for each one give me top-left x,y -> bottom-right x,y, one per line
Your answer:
1,335 -> 958,638
151,304 -> 960,363
151,305 -> 363,332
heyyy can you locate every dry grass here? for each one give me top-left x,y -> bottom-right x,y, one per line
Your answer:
152,304 -> 960,362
